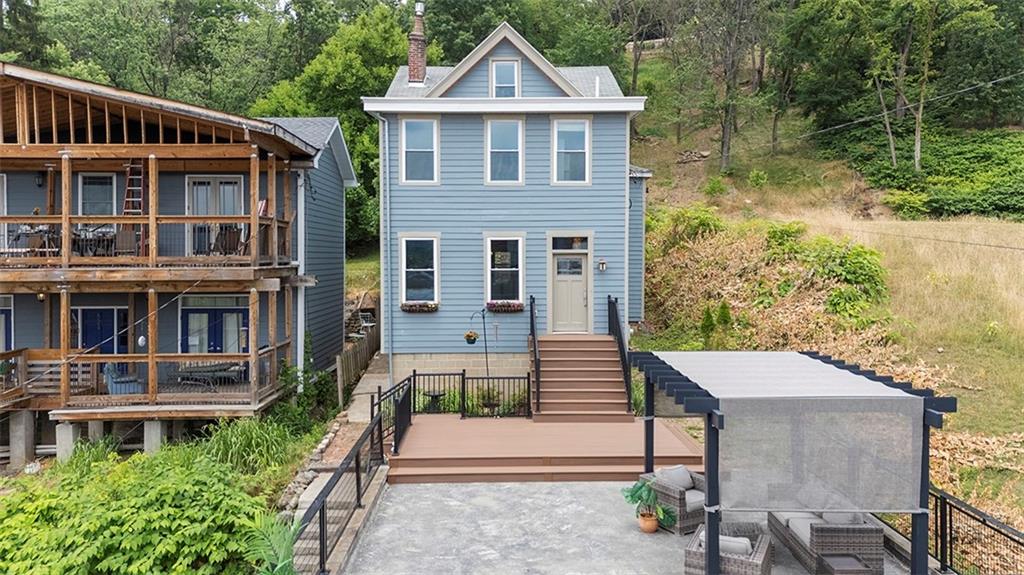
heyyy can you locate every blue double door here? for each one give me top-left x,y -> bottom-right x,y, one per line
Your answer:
0,307 -> 11,351
76,308 -> 129,354
180,308 -> 249,354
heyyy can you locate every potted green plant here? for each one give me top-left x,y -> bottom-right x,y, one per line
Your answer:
464,330 -> 479,344
621,480 -> 677,533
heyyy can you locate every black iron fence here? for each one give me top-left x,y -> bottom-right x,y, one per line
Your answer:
607,295 -> 633,413
877,487 -> 1024,574
529,295 -> 541,413
407,370 -> 532,418
371,377 -> 412,454
293,411 -> 385,575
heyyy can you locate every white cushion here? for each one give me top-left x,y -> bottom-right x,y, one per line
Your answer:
655,465 -> 693,490
822,512 -> 863,524
789,517 -> 826,547
775,511 -> 820,527
699,530 -> 753,556
684,489 -> 705,512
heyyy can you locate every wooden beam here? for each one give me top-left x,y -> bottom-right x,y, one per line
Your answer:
67,92 -> 74,144
147,288 -> 157,404
283,161 -> 292,259
0,86 -> 5,144
104,101 -> 111,144
15,82 -> 29,144
284,286 -> 294,364
0,143 -> 258,159
268,153 -> 277,266
268,289 -> 278,390
50,89 -> 57,143
148,155 -> 158,266
46,166 -> 54,215
122,105 -> 128,143
60,154 -> 71,267
32,85 -> 39,144
86,96 -> 93,144
250,149 -> 259,266
60,288 -> 70,405
249,288 -> 259,405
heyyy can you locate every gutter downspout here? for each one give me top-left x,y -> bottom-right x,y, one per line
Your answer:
297,169 -> 307,381
370,111 -> 393,387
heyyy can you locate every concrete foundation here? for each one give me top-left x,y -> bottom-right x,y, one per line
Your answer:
390,353 -> 529,381
55,422 -> 81,462
87,421 -> 105,441
9,410 -> 36,470
143,420 -> 166,454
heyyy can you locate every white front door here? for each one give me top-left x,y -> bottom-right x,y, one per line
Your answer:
552,254 -> 588,332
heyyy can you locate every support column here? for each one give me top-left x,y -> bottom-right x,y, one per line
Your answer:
249,288 -> 260,404
9,410 -> 36,470
55,422 -> 80,462
148,155 -> 158,265
87,421 -> 105,441
249,148 -> 260,266
268,153 -> 277,266
143,420 -> 166,454
268,289 -> 278,390
911,415 -> 931,575
704,412 -> 721,575
283,161 -> 292,259
147,289 -> 158,403
284,286 -> 294,364
60,154 -> 71,267
644,372 -> 654,473
59,288 -> 70,405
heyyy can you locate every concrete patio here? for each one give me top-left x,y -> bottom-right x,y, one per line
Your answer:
343,482 -> 910,575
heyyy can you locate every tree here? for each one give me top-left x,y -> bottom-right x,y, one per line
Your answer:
545,17 -> 627,81
0,0 -> 51,67
421,0 -> 519,63
603,0 -> 663,97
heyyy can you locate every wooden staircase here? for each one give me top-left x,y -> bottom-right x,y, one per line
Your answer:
531,334 -> 634,423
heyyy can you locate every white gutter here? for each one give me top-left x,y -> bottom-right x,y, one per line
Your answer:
362,97 -> 646,114
369,111 -> 394,387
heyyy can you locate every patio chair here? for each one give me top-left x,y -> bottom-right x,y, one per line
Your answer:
114,228 -> 138,256
684,522 -> 772,575
103,363 -> 143,395
211,225 -> 242,255
640,465 -> 706,534
767,512 -> 883,575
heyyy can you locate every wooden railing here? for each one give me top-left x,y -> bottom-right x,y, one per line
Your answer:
0,214 -> 292,267
336,323 -> 381,406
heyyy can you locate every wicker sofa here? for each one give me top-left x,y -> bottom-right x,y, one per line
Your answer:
767,511 -> 884,575
639,469 -> 705,534
684,522 -> 772,575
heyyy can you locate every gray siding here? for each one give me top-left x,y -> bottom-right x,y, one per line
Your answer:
444,40 -> 567,98
302,129 -> 347,371
628,177 -> 646,322
382,112 -> 629,354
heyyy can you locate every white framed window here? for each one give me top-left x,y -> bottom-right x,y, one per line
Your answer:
552,118 -> 591,184
78,173 -> 116,216
485,236 -> 524,303
490,59 -> 519,98
400,236 -> 439,303
485,118 -> 524,185
400,118 -> 439,184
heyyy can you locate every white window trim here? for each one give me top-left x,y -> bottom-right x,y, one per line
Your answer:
551,116 -> 592,186
484,116 -> 525,186
483,234 -> 525,304
77,172 -> 117,216
0,293 -> 13,350
399,234 -> 440,304
399,116 -> 440,185
490,58 -> 520,98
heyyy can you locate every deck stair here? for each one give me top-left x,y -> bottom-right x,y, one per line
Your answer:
531,334 -> 633,423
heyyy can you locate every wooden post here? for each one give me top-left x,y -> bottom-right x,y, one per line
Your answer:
14,83 -> 29,145
59,288 -> 69,406
148,155 -> 158,265
249,148 -> 260,266
268,289 -> 278,390
284,286 -> 294,364
46,167 -> 55,216
147,289 -> 158,403
42,294 -> 51,349
283,161 -> 292,259
249,288 -> 260,404
268,154 -> 277,266
60,155 -> 71,267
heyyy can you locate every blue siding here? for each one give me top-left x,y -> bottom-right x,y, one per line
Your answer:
444,40 -> 567,98
382,112 -> 629,354
628,177 -> 646,322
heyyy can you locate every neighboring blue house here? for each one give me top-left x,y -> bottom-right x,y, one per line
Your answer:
364,13 -> 649,381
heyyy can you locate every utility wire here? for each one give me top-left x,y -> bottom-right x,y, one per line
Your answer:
813,224 -> 1024,253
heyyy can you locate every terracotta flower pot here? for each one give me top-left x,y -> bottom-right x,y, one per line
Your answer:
638,513 -> 659,533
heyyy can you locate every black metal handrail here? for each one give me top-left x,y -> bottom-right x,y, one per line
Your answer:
876,487 -> 1024,574
529,295 -> 541,413
398,370 -> 532,418
607,295 -> 633,413
371,376 -> 413,454
294,410 -> 385,575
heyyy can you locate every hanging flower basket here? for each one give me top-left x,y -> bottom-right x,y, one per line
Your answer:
401,302 -> 439,313
464,330 -> 479,344
486,300 -> 524,313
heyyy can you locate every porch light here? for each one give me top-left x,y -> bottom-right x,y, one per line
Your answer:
598,259 -> 607,272
36,292 -> 46,302
35,172 -> 44,187
137,335 -> 147,348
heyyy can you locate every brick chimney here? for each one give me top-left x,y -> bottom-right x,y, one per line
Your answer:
408,2 -> 427,84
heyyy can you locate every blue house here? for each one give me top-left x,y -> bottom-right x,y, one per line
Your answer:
0,63 -> 355,467
364,10 -> 649,421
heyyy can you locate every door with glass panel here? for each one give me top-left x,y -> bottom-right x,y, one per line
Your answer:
552,254 -> 588,332
180,296 -> 249,354
186,177 -> 244,256
0,296 -> 12,352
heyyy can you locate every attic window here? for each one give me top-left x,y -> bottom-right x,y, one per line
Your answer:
491,60 -> 519,98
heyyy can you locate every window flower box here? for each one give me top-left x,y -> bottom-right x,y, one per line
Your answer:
401,302 -> 439,313
486,300 -> 524,313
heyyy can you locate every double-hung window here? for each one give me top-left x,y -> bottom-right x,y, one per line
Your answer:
401,118 -> 438,184
553,118 -> 590,184
491,60 -> 519,98
486,118 -> 523,185
486,237 -> 523,302
401,237 -> 439,303
78,173 -> 116,232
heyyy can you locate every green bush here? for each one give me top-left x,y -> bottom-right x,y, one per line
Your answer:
702,176 -> 727,197
801,236 -> 887,302
882,190 -> 930,219
647,204 -> 725,257
268,339 -> 339,435
0,446 -> 263,575
746,169 -> 769,188
203,418 -> 294,477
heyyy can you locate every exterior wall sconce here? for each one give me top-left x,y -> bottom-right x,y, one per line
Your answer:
598,259 -> 607,272
35,172 -> 44,187
36,292 -> 46,302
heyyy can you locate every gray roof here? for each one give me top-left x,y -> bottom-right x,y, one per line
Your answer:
384,65 -> 623,98
261,117 -> 339,150
629,164 -> 652,178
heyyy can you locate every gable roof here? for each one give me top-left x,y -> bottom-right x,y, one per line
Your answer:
262,117 -> 359,188
425,22 -> 582,98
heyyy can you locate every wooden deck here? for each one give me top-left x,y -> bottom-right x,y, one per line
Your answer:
388,414 -> 704,484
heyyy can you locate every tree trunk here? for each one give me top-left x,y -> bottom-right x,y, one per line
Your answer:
914,5 -> 936,173
895,24 -> 913,120
875,77 -> 898,168
630,41 -> 643,96
771,109 -> 782,155
720,104 -> 734,171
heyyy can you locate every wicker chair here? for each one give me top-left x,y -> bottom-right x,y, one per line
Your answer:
639,470 -> 705,534
767,512 -> 884,575
684,522 -> 772,575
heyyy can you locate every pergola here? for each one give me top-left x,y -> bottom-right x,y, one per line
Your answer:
632,350 -> 956,575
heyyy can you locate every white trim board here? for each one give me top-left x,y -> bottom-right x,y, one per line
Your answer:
482,233 -> 526,304
363,97 -> 646,114
77,172 -> 118,217
398,233 -> 441,305
398,116 -> 440,186
484,116 -> 525,186
550,116 -> 592,186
